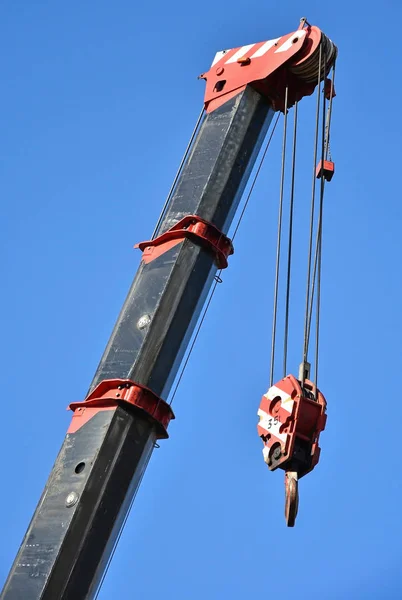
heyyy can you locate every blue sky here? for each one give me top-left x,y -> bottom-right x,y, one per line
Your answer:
1,1 -> 402,598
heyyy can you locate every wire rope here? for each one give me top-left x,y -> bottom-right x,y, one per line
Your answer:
283,101 -> 298,377
151,108 -> 205,239
313,49 -> 328,391
305,62 -> 337,358
270,87 -> 289,386
302,43 -> 323,369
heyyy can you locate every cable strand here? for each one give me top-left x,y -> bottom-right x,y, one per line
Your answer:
151,108 -> 205,239
305,62 -> 336,354
270,88 -> 289,387
302,43 -> 323,370
313,52 -> 328,392
283,101 -> 298,377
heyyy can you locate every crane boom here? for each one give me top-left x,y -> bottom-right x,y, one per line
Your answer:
1,19 -> 336,600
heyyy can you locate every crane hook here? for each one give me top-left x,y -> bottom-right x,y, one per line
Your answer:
285,470 -> 299,527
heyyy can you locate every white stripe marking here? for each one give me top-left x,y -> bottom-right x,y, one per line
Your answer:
275,30 -> 306,53
250,38 -> 280,58
258,408 -> 287,443
225,44 -> 255,64
211,50 -> 230,66
263,385 -> 294,414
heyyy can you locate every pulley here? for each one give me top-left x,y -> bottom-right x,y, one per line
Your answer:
257,375 -> 327,527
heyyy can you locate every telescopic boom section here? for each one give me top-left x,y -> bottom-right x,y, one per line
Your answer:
1,20 -> 336,600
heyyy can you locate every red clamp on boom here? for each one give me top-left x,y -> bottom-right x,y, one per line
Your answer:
69,379 -> 175,439
136,215 -> 234,269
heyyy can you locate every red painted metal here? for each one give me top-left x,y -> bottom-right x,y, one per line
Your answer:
69,379 -> 175,439
257,374 -> 327,477
324,77 -> 336,100
316,159 -> 335,181
200,25 -> 335,113
136,215 -> 234,269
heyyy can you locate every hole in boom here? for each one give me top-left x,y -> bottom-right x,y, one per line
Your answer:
214,80 -> 226,93
75,462 -> 85,474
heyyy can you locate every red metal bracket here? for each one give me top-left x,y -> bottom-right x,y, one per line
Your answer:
135,215 -> 234,269
200,23 -> 337,113
324,77 -> 336,100
69,379 -> 175,439
316,159 -> 335,182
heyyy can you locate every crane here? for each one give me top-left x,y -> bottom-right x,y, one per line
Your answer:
1,17 -> 337,600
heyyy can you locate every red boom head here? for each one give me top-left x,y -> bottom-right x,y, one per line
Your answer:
200,21 -> 337,113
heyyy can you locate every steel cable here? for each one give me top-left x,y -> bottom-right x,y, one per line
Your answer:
283,101 -> 298,377
290,32 -> 337,83
151,107 -> 205,239
270,87 -> 289,387
313,51 -> 327,392
325,61 -> 336,161
302,43 -> 323,370
305,62 -> 336,356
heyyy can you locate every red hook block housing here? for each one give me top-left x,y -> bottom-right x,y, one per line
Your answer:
257,374 -> 327,478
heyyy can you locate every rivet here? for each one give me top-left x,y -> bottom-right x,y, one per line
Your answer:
137,314 -> 151,330
66,492 -> 79,507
